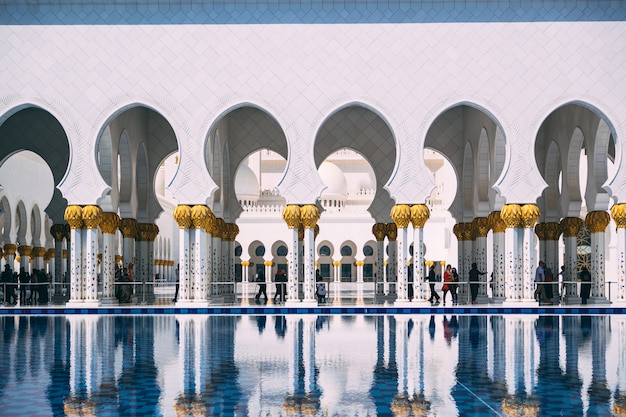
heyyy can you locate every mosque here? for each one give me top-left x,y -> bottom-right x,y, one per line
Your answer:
1,1 -> 626,307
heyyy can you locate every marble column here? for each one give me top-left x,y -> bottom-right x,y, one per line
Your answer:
355,260 -> 364,283
472,217 -> 490,302
488,211 -> 506,302
610,203 -> 626,303
521,204 -> 540,302
391,204 -> 411,304
300,205 -> 320,304
453,223 -> 467,302
500,204 -> 523,302
119,218 -> 138,269
204,210 -> 215,301
100,212 -> 120,304
225,223 -> 239,300
410,204 -> 430,303
139,223 -> 159,304
214,218 -> 225,296
191,205 -> 210,303
81,205 -> 102,304
32,246 -> 46,271
386,223 -> 397,298
17,245 -> 32,274
282,204 -> 301,304
64,205 -> 83,303
174,205 -> 192,304
560,217 -> 583,304
50,223 -> 66,303
586,210 -> 611,304
372,223 -> 386,297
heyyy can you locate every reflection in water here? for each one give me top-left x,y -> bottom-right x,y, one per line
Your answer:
0,314 -> 624,416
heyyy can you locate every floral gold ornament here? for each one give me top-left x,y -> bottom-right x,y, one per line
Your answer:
560,217 -> 583,238
50,224 -> 66,241
544,222 -> 561,240
191,205 -> 210,229
410,204 -> 430,228
390,204 -> 411,229
300,204 -> 320,229
173,205 -> 192,229
282,204 -> 301,229
586,210 -> 610,233
18,245 -> 32,257
81,205 -> 103,229
100,212 -> 121,234
64,205 -> 83,229
386,223 -> 397,241
611,203 -> 626,228
521,204 -> 540,228
488,211 -> 506,233
3,243 -> 17,256
500,204 -> 523,229
472,217 -> 490,237
120,218 -> 139,238
372,223 -> 387,240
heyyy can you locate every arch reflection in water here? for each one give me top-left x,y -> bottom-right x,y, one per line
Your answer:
0,314 -> 623,416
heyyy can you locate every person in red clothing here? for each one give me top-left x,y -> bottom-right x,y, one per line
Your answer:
442,264 -> 453,305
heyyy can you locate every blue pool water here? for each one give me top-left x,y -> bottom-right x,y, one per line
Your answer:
0,314 -> 624,416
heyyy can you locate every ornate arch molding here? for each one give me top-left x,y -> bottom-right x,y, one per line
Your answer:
313,101 -> 397,222
0,196 -> 12,243
203,102 -> 288,209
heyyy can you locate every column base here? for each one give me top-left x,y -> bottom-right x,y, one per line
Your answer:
99,297 -> 119,306
588,297 -> 611,305
563,295 -> 582,305
65,300 -> 101,308
502,299 -> 538,308
490,296 -> 506,305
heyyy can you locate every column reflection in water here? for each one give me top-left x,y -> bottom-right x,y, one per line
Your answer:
2,313 -> 626,416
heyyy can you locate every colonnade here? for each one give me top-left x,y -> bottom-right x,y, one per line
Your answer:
6,201 -> 626,306
172,204 -> 239,306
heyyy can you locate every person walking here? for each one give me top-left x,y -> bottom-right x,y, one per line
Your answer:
579,266 -> 591,304
254,269 -> 267,302
427,265 -> 440,304
273,269 -> 287,303
469,262 -> 486,304
534,261 -> 548,303
442,264 -> 453,305
450,267 -> 459,304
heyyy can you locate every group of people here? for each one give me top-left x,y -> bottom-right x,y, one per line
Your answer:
254,268 -> 288,303
1,264 -> 50,305
115,264 -> 134,303
535,260 -> 592,304
426,262 -> 486,305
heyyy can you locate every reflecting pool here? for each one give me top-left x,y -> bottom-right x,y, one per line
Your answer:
0,314 -> 624,416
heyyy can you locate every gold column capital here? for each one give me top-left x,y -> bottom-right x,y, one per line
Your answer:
356,260 -> 365,267
472,217 -> 490,238
191,205 -> 210,229
214,218 -> 226,239
314,224 -> 319,240
18,245 -> 32,257
534,222 -> 546,240
241,261 -> 250,267
611,203 -> 626,228
488,211 -> 506,233
82,205 -> 103,229
100,212 -> 121,235
32,246 -> 46,258
120,218 -> 139,238
386,223 -> 397,241
282,204 -> 302,229
264,260 -> 273,267
300,204 -> 320,229
205,209 -> 216,234
137,223 -> 159,242
332,260 -> 341,267
3,243 -> 17,256
173,205 -> 192,229
50,224 -> 67,241
500,204 -> 523,229
410,204 -> 430,228
225,223 -> 239,241
372,223 -> 387,241
64,205 -> 84,229
544,222 -> 562,240
425,260 -> 434,267
521,204 -> 540,228
390,204 -> 411,229
586,210 -> 611,233
560,217 -> 583,237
